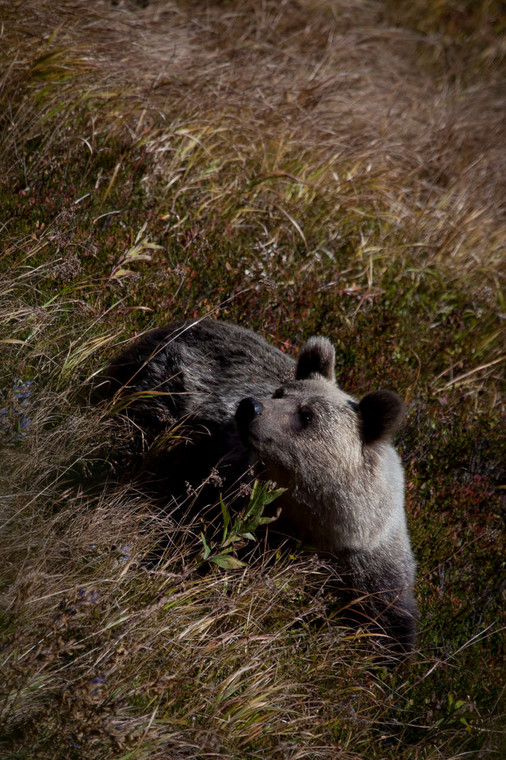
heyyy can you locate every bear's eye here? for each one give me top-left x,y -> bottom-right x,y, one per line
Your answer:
272,388 -> 285,399
298,407 -> 313,427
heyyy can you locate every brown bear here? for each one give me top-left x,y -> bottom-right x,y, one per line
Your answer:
100,319 -> 418,653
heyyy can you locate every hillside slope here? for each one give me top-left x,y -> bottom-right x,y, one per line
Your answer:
1,1 -> 504,758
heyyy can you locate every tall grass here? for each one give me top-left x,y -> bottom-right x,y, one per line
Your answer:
1,1 -> 504,757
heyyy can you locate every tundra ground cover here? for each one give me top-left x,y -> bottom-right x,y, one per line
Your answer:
0,1 -> 504,757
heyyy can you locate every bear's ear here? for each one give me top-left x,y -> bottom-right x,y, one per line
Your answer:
358,390 -> 405,444
296,337 -> 336,382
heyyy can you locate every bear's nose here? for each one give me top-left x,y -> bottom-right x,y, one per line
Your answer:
236,396 -> 264,425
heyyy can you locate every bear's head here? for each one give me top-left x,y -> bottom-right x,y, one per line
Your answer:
235,337 -> 406,550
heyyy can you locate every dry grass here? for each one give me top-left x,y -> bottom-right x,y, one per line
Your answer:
2,0 -> 504,293
1,1 -> 504,758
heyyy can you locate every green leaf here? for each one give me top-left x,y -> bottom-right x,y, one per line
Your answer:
210,554 -> 246,570
225,534 -> 249,544
220,495 -> 230,542
238,532 -> 256,541
245,481 -> 286,520
200,532 -> 211,560
257,513 -> 280,526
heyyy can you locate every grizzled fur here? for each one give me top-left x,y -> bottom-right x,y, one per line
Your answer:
100,319 -> 418,653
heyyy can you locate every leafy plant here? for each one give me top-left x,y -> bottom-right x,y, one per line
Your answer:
200,481 -> 285,569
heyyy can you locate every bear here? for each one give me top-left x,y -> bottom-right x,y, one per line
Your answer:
99,318 -> 418,653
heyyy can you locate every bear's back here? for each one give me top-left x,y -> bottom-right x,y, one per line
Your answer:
102,320 -> 294,425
